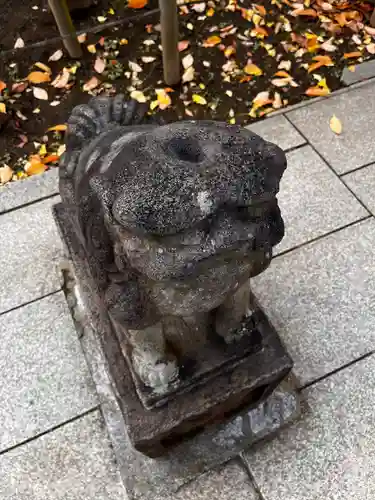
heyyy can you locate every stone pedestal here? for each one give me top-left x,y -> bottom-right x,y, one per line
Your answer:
55,95 -> 292,457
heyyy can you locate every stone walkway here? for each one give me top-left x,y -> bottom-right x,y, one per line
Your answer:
1,77 -> 375,499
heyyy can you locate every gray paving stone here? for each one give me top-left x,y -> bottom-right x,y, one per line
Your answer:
0,196 -> 63,314
0,292 -> 98,451
252,218 -> 375,386
275,146 -> 367,254
341,60 -> 375,86
343,164 -> 375,215
174,460 -> 258,500
246,115 -> 305,152
0,169 -> 59,214
287,83 -> 375,173
244,355 -> 375,500
0,410 -> 127,500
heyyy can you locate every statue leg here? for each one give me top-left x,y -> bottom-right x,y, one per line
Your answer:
214,280 -> 254,343
128,323 -> 179,393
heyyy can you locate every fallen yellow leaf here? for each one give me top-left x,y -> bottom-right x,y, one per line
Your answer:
344,51 -> 362,59
273,70 -> 291,78
329,115 -> 342,135
27,71 -> 51,84
43,154 -> 60,164
25,156 -> 47,176
244,63 -> 263,76
130,90 -> 147,103
0,103 -> 6,113
291,8 -> 317,16
253,4 -> 266,16
83,76 -> 100,92
34,62 -> 52,74
251,26 -> 268,38
192,94 -> 207,105
0,165 -> 13,184
47,124 -> 67,132
128,0 -> 147,8
202,35 -> 221,47
156,89 -> 172,110
305,86 -> 330,96
87,44 -> 97,54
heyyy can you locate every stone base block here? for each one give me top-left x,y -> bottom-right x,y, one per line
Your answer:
54,202 -> 293,458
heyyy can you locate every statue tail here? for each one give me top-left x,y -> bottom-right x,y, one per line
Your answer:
61,95 -> 149,177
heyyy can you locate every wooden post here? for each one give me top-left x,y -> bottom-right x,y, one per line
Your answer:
48,0 -> 82,58
371,8 -> 375,27
159,0 -> 180,85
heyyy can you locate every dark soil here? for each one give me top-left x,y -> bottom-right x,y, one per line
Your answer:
0,0 -> 374,176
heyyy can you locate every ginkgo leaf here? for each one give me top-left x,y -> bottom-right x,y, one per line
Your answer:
329,115 -> 342,135
83,76 -> 100,91
244,64 -> 263,76
130,90 -> 147,103
49,49 -> 63,62
94,57 -> 106,74
87,44 -> 97,54
47,124 -> 67,132
34,62 -> 52,74
0,103 -> 6,113
202,35 -> 221,47
77,33 -> 87,43
27,71 -> 51,84
32,87 -> 48,100
128,0 -> 147,8
156,89 -> 172,110
192,94 -> 207,105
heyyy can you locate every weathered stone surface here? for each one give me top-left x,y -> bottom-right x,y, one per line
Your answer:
65,274 -> 300,499
343,163 -> 375,215
56,94 -> 292,457
0,292 -> 98,452
287,84 -> 375,173
0,196 -> 63,314
275,146 -> 368,254
60,97 -> 287,402
341,60 -> 375,86
244,355 -> 375,500
55,211 -> 293,456
0,410 -> 127,500
0,169 -> 58,214
246,115 -> 306,152
252,218 -> 375,386
173,460 -> 259,500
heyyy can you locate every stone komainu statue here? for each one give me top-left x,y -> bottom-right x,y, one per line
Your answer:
59,95 -> 287,396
